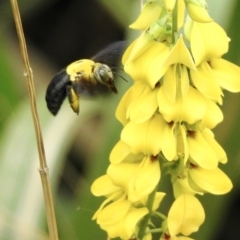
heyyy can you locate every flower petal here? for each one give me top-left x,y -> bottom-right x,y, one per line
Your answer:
115,84 -> 135,125
188,166 -> 233,194
110,140 -> 144,164
158,86 -> 206,124
191,21 -> 229,66
161,122 -> 177,161
128,156 -> 161,201
130,2 -> 162,30
180,65 -> 190,99
201,98 -> 223,129
202,129 -> 227,163
107,162 -> 139,190
116,81 -> 148,125
91,175 -> 121,196
127,83 -> 158,123
187,131 -> 218,169
163,65 -> 177,102
138,192 -> 165,212
172,176 -> 202,198
152,192 -> 166,211
163,35 -> 196,70
121,207 -> 149,239
177,0 -> 186,30
210,58 -> 240,92
186,2 -> 212,23
163,65 -> 189,103
168,193 -> 205,236
190,61 -> 223,104
125,41 -> 170,87
97,200 -> 130,230
121,114 -> 165,155
164,0 -> 176,13
123,33 -> 157,66
110,140 -> 130,164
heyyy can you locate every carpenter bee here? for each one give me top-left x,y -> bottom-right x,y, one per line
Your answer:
45,41 -> 127,115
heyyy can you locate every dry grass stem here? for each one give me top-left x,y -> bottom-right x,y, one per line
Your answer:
9,0 -> 59,239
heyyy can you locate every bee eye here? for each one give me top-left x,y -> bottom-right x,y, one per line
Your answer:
99,69 -> 109,83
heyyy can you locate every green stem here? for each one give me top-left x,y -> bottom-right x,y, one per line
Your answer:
137,185 -> 158,240
172,0 -> 178,44
146,228 -> 163,234
153,211 -> 167,220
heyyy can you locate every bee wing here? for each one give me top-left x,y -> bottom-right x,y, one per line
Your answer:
91,41 -> 127,68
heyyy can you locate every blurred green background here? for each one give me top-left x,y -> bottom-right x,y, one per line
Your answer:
0,0 -> 239,239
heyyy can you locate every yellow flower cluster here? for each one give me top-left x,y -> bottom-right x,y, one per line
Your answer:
91,0 -> 240,239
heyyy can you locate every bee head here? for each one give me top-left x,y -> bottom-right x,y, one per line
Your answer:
93,63 -> 117,93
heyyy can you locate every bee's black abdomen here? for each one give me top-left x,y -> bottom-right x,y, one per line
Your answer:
45,69 -> 70,115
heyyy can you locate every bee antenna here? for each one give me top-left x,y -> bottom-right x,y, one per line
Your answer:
113,72 -> 128,82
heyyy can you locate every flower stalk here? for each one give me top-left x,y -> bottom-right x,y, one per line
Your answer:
138,184 -> 158,239
172,0 -> 178,44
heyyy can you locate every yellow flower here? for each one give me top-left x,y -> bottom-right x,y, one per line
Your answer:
91,172 -> 166,239
91,175 -> 148,239
130,1 -> 163,30
201,97 -> 223,129
116,81 -> 158,125
158,85 -> 206,124
188,163 -> 233,194
201,128 -> 227,163
166,193 -> 205,237
121,114 -> 163,155
190,61 -> 223,104
91,174 -> 121,198
185,0 -> 212,23
140,191 -> 166,211
96,198 -> 149,240
187,129 -> 221,169
210,58 -> 240,92
122,34 -> 150,66
163,0 -> 177,13
163,36 -> 196,70
189,20 -> 229,66
162,64 -> 189,103
124,38 -> 170,87
124,34 -> 196,91
172,175 -> 202,198
91,1 -> 240,239
170,159 -> 232,196
107,157 -> 161,202
121,114 -> 177,161
110,140 -> 144,164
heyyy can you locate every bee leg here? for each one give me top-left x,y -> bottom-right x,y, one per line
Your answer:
109,83 -> 118,94
66,85 -> 80,114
